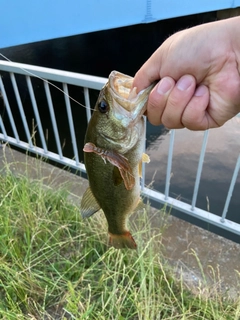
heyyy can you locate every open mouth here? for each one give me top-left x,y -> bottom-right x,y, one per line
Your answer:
109,71 -> 138,112
112,73 -> 135,98
109,70 -> 154,116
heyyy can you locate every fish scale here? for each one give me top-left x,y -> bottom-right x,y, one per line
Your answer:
81,71 -> 154,249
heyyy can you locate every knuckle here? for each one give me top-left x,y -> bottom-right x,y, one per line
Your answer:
161,109 -> 184,129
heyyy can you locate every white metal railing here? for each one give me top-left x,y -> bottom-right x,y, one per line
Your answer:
0,60 -> 106,172
0,60 -> 239,237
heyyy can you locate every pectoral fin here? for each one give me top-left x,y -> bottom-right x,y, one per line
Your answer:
138,153 -> 150,177
142,153 -> 150,163
119,168 -> 135,190
112,166 -> 123,186
81,187 -> 101,218
112,167 -> 135,190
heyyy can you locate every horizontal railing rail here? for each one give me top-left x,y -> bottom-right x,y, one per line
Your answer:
0,60 -> 239,237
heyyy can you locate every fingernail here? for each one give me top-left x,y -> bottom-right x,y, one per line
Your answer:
177,75 -> 193,91
157,78 -> 173,94
194,85 -> 208,97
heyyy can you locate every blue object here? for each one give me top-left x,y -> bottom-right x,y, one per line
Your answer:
1,1 -> 240,48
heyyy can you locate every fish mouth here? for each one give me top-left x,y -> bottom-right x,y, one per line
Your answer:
108,71 -> 154,122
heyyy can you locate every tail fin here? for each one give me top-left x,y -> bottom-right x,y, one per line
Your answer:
109,231 -> 137,249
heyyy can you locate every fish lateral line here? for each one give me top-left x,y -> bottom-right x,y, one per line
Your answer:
83,142 -> 135,190
0,52 -> 94,112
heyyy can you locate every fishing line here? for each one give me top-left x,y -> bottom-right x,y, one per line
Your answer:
0,52 -> 153,189
0,52 -> 96,112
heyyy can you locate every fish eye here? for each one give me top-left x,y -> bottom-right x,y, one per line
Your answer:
98,100 -> 109,113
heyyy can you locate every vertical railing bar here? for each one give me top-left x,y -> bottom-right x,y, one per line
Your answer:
63,83 -> 79,165
26,75 -> 48,153
141,116 -> 147,191
0,60 -> 240,235
0,76 -> 20,142
221,153 -> 240,222
0,116 -> 7,138
10,73 -> 33,148
43,81 -> 63,159
84,87 -> 92,123
191,130 -> 209,210
165,129 -> 175,200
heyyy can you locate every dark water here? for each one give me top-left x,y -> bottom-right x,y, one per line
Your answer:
0,12 -> 239,242
145,119 -> 240,242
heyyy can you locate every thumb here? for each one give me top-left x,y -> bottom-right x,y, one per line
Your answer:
132,52 -> 163,92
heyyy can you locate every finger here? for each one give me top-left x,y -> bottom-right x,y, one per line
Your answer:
181,85 -> 217,130
161,75 -> 196,128
133,65 -> 160,93
146,77 -> 175,126
132,49 -> 164,92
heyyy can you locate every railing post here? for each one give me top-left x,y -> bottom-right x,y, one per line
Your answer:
26,75 -> 48,153
84,87 -> 92,123
221,153 -> 240,222
165,129 -> 175,200
191,130 -> 209,211
63,83 -> 79,166
0,77 -> 20,143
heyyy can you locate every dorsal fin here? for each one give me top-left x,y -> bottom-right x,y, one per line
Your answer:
81,187 -> 101,218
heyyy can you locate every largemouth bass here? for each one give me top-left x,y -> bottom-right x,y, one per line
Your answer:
81,71 -> 154,249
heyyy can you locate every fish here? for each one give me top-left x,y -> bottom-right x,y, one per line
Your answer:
81,70 -> 154,249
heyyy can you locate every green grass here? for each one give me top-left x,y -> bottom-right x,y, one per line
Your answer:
0,164 -> 239,319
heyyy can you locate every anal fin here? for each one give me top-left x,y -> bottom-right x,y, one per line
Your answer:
81,187 -> 100,218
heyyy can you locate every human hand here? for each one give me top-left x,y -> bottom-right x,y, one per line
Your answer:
132,17 -> 240,130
